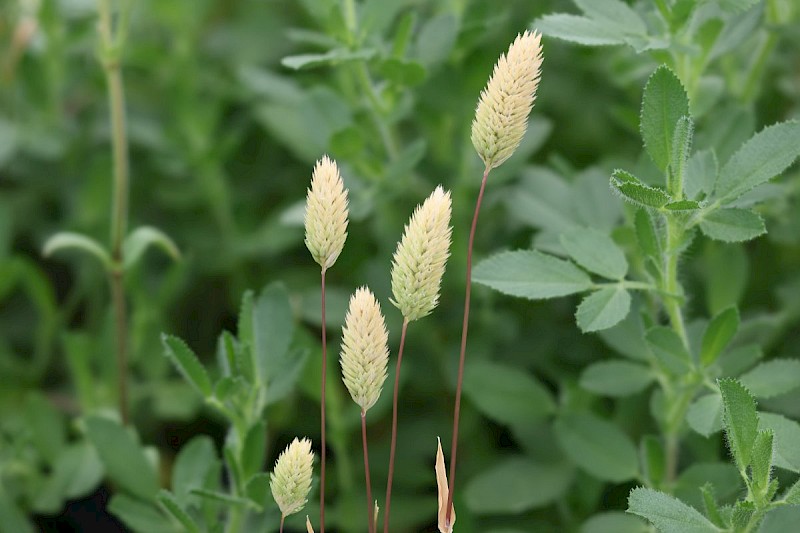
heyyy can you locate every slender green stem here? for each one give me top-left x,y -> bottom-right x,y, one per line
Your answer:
97,0 -> 131,424
361,411 -> 374,533
740,32 -> 777,103
384,317 -> 409,533
663,219 -> 688,348
320,268 -> 328,533
446,165 -> 491,528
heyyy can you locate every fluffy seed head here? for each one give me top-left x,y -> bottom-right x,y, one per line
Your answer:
340,287 -> 389,413
390,186 -> 452,322
471,30 -> 543,169
270,437 -> 314,517
304,155 -> 349,270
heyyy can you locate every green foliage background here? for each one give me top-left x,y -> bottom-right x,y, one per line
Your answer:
2,0 -> 800,531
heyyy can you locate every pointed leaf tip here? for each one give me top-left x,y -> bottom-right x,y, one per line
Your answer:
436,437 -> 455,533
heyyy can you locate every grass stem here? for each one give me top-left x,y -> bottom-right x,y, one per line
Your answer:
361,411 -> 374,533
320,268 -> 328,533
383,317 -> 409,533
445,165 -> 490,527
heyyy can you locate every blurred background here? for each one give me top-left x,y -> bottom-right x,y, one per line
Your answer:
2,0 -> 800,531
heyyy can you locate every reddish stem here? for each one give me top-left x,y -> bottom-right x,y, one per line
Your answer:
280,514 -> 285,533
361,411 -> 375,533
320,268 -> 328,533
445,166 -> 490,528
383,317 -> 409,533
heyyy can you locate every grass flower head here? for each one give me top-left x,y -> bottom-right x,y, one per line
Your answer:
471,30 -> 543,169
340,287 -> 390,413
304,155 -> 349,270
390,186 -> 453,322
270,437 -> 315,518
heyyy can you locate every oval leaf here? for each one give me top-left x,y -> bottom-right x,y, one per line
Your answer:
640,66 -> 690,172
162,334 -> 213,398
560,227 -> 628,279
464,457 -> 573,514
473,250 -> 592,300
699,208 -> 765,242
463,359 -> 555,426
627,487 -> 720,533
580,360 -> 653,397
739,359 -> 800,399
555,412 -> 639,482
576,287 -> 631,332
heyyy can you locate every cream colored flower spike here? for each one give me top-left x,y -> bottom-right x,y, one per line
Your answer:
471,30 -> 543,170
270,438 -> 315,518
391,186 -> 453,322
304,155 -> 349,270
340,287 -> 390,413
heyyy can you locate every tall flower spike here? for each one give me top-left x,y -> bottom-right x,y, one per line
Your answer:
390,186 -> 453,322
304,155 -> 349,270
471,30 -> 543,169
270,438 -> 315,518
340,287 -> 390,413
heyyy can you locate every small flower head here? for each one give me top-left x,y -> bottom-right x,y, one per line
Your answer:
304,155 -> 349,271
340,287 -> 390,413
471,30 -> 543,170
270,437 -> 315,518
390,186 -> 452,322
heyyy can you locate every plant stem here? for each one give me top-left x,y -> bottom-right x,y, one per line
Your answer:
279,514 -> 285,533
361,411 -> 374,533
445,165 -> 491,528
663,219 -> 688,348
320,268 -> 328,533
383,317 -> 409,533
97,0 -> 131,425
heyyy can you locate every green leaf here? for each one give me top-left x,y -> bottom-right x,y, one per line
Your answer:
108,494 -> 178,533
718,378 -> 759,471
535,14 -> 628,46
699,208 -> 765,242
675,463 -> 742,510
473,250 -> 593,299
560,227 -> 628,279
123,226 -> 180,269
635,209 -> 662,260
714,121 -> 800,202
555,412 -> 639,482
156,491 -> 201,533
627,487 -> 721,533
464,457 -> 573,514
640,436 -> 665,487
162,334 -> 213,397
750,430 -> 774,495
0,485 -> 34,533
24,392 -> 66,463
611,170 -> 671,208
581,511 -> 649,533
576,287 -> 631,332
375,58 -> 426,87
85,416 -> 160,502
759,413 -> 800,473
37,442 -> 103,505
415,13 -> 458,66
700,307 -> 739,366
687,394 -> 723,437
685,149 -> 718,200
699,484 -> 725,528
580,360 -> 653,397
252,282 -> 294,386
664,200 -> 701,211
784,478 -> 800,504
574,0 -> 646,34
42,231 -> 111,270
241,421 -> 266,480
668,116 -> 694,196
463,359 -> 555,426
704,242 -> 747,315
640,66 -> 691,172
739,359 -> 800,398
172,436 -> 219,505
645,326 -> 692,374
730,500 -> 755,530
761,507 -> 800,532
245,473 -> 270,508
716,0 -> 761,13
280,47 -> 376,70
